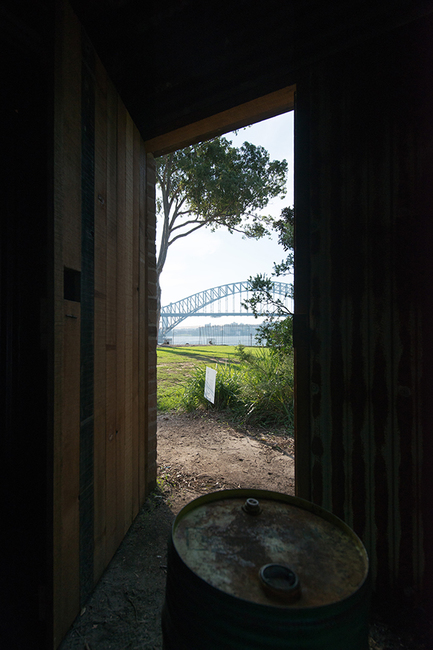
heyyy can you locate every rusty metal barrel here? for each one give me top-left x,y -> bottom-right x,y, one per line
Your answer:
162,489 -> 370,649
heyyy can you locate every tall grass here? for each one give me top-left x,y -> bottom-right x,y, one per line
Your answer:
182,363 -> 246,413
157,345 -> 238,411
236,346 -> 294,428
180,346 -> 294,430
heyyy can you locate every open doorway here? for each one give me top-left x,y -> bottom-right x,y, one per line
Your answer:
150,93 -> 296,512
60,88 -> 296,650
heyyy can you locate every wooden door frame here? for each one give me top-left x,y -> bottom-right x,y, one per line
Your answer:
144,86 -> 295,156
144,86 -> 303,494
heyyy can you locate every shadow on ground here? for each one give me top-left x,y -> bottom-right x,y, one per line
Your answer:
59,493 -> 173,650
59,409 -> 430,650
58,487 -> 430,650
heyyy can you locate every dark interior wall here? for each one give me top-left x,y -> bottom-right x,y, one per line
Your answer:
2,1 -> 433,646
1,3 -> 158,648
69,0 -> 295,139
0,17 -> 52,649
69,1 -> 433,143
294,14 -> 433,612
69,0 -> 433,618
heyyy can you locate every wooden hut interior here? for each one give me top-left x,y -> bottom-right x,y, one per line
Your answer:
1,1 -> 433,646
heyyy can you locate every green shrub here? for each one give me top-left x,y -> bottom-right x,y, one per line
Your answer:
181,363 -> 245,412
238,347 -> 294,428
180,349 -> 294,430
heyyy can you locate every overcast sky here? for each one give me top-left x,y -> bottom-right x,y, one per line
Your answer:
157,110 -> 294,326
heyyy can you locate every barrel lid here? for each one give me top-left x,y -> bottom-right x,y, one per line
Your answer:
172,489 -> 368,609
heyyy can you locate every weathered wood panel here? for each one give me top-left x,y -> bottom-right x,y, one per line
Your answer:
93,55 -> 108,583
294,14 -> 433,612
144,153 -> 158,492
79,31 -> 96,606
124,111 -> 135,529
53,2 -> 82,644
132,125 -> 141,515
138,141 -> 149,503
104,76 -> 119,566
53,3 -> 157,645
115,97 -> 127,540
60,301 -> 81,629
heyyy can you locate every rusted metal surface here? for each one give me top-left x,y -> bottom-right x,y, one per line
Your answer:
173,490 -> 368,608
164,489 -> 370,649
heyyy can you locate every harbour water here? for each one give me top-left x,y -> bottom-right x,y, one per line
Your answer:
160,333 -> 259,347
158,323 -> 262,347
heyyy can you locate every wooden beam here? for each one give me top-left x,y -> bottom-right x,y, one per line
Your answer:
144,85 -> 295,156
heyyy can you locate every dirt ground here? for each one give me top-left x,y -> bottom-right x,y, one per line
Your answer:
60,412 -> 429,650
157,411 -> 295,511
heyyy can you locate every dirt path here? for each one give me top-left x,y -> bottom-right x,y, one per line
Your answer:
59,412 -> 295,650
59,412 -> 425,650
157,411 -> 295,512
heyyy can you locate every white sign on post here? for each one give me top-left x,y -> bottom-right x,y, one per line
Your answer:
204,366 -> 217,404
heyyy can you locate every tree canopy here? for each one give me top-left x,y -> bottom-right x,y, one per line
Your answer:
155,136 -> 288,326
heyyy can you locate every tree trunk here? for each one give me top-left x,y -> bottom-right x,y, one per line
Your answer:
156,273 -> 161,342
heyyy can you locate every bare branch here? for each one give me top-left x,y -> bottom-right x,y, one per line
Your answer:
169,199 -> 190,231
168,221 -> 209,246
170,217 -> 209,232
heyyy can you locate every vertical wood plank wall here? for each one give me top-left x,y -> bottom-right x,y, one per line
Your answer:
295,16 -> 433,608
53,3 -> 157,645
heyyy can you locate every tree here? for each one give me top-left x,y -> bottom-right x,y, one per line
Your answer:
155,136 -> 288,328
243,206 -> 294,353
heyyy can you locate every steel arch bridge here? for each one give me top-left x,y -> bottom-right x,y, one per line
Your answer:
159,280 -> 292,339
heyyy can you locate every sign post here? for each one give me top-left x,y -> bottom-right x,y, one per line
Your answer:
204,367 -> 217,404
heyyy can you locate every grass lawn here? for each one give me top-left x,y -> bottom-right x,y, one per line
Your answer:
157,345 -> 246,411
157,344 -> 293,433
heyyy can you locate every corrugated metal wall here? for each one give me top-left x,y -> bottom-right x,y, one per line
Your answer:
52,2 -> 157,644
294,14 -> 433,608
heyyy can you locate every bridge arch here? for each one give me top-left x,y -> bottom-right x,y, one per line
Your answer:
159,280 -> 292,340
